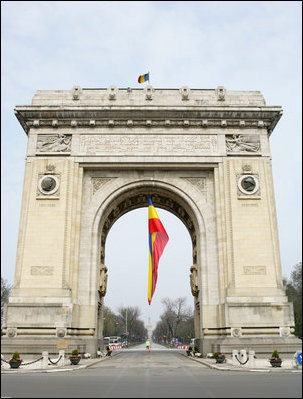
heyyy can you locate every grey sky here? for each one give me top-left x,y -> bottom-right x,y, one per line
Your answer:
1,1 -> 302,328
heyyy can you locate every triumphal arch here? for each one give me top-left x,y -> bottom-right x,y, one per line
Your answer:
2,85 -> 301,356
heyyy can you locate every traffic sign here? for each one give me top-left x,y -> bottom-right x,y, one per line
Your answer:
297,353 -> 302,365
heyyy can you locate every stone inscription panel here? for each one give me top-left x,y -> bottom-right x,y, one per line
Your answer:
31,266 -> 54,275
79,134 -> 218,156
243,266 -> 266,275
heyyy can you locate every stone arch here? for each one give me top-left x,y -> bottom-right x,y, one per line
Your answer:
90,179 -> 207,346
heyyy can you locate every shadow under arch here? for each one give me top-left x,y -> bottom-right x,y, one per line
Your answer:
95,180 -> 206,266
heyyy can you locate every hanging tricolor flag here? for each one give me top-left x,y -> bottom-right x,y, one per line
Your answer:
138,72 -> 149,83
148,195 -> 169,305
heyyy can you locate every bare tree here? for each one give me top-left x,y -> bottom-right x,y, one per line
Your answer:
285,262 -> 302,339
1,277 -> 12,325
160,297 -> 192,339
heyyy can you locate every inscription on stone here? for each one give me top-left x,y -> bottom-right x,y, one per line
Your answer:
243,266 -> 266,275
31,266 -> 54,276
80,135 -> 218,155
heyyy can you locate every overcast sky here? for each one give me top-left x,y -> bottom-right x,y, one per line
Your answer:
1,1 -> 302,329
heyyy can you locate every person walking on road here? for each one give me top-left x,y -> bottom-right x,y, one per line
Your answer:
146,340 -> 150,350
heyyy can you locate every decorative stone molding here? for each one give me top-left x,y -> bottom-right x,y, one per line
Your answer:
231,327 -> 242,337
92,177 -> 114,195
216,86 -> 226,101
182,177 -> 206,194
144,85 -> 153,100
108,85 -> 118,100
279,327 -> 291,337
72,86 -> 82,100
56,328 -> 67,338
36,134 -> 71,153
180,86 -> 190,100
242,163 -> 252,173
7,328 -> 17,338
71,120 -> 77,127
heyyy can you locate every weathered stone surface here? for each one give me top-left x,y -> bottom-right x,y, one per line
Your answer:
2,87 -> 301,356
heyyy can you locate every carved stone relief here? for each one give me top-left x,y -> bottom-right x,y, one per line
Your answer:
99,264 -> 108,297
182,177 -> 207,199
231,327 -> 242,337
190,264 -> 199,297
37,134 -> 71,153
226,134 -> 260,153
92,178 -> 114,195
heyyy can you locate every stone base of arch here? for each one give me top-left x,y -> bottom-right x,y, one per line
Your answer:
199,336 -> 302,358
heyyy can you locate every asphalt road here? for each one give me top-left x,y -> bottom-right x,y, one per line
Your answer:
1,344 -> 302,398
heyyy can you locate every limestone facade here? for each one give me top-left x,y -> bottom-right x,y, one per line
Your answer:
2,86 -> 301,355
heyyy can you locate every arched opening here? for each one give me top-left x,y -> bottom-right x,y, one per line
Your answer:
104,207 -> 193,341
94,184 -> 205,349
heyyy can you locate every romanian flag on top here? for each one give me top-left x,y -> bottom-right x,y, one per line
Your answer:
138,72 -> 149,83
148,195 -> 169,305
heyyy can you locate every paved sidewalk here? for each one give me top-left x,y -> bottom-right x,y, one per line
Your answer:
180,352 -> 302,373
1,352 -> 120,374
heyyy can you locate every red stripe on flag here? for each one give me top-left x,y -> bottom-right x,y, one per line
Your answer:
149,218 -> 168,234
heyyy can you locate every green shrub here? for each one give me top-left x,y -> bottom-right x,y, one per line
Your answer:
212,352 -> 219,358
71,349 -> 79,356
12,351 -> 20,360
271,349 -> 280,359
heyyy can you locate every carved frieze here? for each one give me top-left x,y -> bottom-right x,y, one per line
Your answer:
36,134 -> 71,153
226,134 -> 260,153
80,135 -> 218,156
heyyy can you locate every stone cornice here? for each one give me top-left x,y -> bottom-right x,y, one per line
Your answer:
14,106 -> 282,135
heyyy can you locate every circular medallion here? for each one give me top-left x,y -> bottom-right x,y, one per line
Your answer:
241,176 -> 256,192
41,176 -> 56,191
38,175 -> 59,195
238,175 -> 259,195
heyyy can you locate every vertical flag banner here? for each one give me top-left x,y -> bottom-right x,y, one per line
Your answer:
138,72 -> 149,83
148,195 -> 169,305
